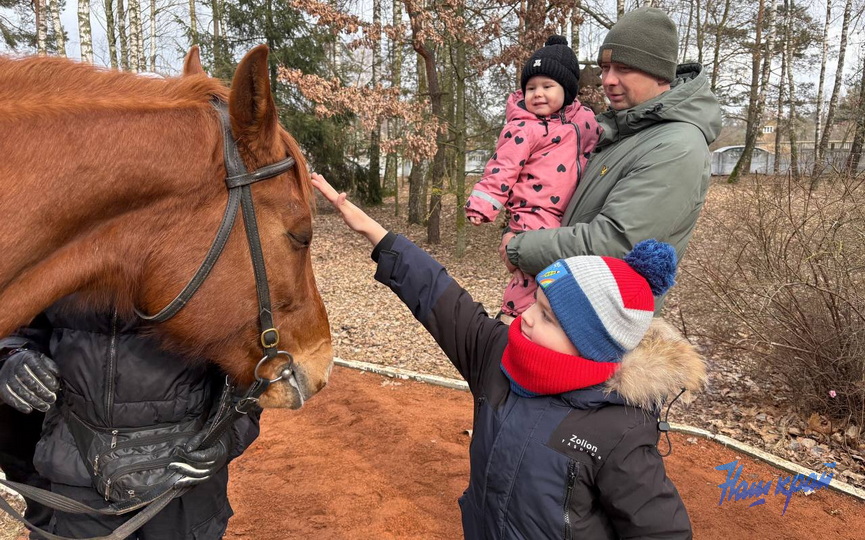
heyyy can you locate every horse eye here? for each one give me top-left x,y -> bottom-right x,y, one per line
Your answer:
285,231 -> 311,248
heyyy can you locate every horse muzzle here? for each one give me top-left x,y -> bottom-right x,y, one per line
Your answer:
256,354 -> 332,409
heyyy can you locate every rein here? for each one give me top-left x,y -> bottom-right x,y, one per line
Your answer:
0,99 -> 300,540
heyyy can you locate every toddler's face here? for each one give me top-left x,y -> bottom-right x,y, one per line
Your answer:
520,289 -> 579,356
524,76 -> 565,117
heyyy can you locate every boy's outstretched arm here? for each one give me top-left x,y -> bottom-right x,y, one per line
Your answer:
311,173 -> 387,246
311,172 -> 507,395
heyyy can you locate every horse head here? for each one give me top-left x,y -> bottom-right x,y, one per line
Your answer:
142,46 -> 333,408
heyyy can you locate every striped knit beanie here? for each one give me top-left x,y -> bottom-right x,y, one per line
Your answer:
537,240 -> 677,362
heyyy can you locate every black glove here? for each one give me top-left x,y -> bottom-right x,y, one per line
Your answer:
0,349 -> 60,414
168,427 -> 232,487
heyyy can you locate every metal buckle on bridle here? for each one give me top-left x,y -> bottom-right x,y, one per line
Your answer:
254,350 -> 295,384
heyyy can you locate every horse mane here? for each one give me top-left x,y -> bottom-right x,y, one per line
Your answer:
0,55 -> 228,119
0,54 -> 313,208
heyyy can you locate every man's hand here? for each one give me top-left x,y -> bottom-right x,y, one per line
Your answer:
499,232 -> 518,272
0,349 -> 60,414
311,173 -> 388,246
168,429 -> 231,487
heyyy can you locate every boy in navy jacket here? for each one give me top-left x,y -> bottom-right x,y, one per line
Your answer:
313,173 -> 705,539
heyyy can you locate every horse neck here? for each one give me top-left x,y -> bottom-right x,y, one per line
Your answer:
0,105 -> 224,336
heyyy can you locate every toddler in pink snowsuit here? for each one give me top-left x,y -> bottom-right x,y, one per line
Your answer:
465,35 -> 599,318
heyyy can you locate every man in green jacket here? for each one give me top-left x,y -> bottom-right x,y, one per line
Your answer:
502,7 -> 722,313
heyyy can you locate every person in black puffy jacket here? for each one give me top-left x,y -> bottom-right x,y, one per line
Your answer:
0,297 -> 261,539
313,173 -> 707,540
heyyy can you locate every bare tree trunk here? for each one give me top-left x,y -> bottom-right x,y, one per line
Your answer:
681,0 -> 694,63
728,0 -> 768,183
365,0 -> 383,205
149,0 -> 156,71
405,0 -> 446,242
34,0 -> 48,55
407,33 -> 428,226
815,0 -> 852,179
105,0 -> 118,68
135,1 -> 145,71
189,0 -> 198,45
616,0 -> 624,19
386,0 -> 403,217
570,1 -> 581,56
711,0 -> 731,93
785,0 -> 799,180
408,160 -> 426,225
845,54 -> 865,174
127,0 -> 141,71
117,0 -> 129,70
773,23 -> 787,174
813,0 -> 831,161
695,0 -> 704,64
47,0 -> 65,56
454,0 -> 467,257
78,0 -> 93,63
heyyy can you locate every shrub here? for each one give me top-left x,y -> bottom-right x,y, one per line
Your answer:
687,174 -> 865,428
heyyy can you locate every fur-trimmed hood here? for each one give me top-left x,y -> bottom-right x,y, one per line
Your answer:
603,318 -> 707,411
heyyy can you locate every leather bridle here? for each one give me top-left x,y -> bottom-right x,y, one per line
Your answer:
135,99 -> 299,414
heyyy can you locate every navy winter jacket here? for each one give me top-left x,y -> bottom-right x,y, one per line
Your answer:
373,232 -> 703,539
0,298 -> 260,490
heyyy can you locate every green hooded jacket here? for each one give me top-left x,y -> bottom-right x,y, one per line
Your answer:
507,63 -> 721,312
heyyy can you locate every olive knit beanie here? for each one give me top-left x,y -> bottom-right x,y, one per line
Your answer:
597,7 -> 678,83
521,35 -> 581,107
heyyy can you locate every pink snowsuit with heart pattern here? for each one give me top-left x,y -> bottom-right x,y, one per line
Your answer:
465,91 -> 599,317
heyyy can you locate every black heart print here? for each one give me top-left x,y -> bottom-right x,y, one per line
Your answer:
505,131 -> 513,138
492,167 -> 500,174
519,200 -> 527,207
557,164 -> 566,172
515,136 -> 524,144
550,196 -> 560,204
513,214 -> 520,222
552,136 -> 561,144
500,184 -> 508,192
533,184 -> 542,192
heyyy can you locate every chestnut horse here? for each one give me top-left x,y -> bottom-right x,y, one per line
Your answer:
0,46 -> 332,408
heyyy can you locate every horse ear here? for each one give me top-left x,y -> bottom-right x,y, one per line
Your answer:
182,46 -> 205,76
229,45 -> 278,146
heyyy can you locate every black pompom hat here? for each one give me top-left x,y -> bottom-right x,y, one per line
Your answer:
521,35 -> 581,107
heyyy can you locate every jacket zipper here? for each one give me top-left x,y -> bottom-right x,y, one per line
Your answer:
563,460 -> 578,540
93,429 -> 197,478
566,120 -> 583,185
105,309 -> 118,426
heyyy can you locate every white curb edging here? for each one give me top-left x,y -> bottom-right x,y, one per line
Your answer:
334,357 -> 865,502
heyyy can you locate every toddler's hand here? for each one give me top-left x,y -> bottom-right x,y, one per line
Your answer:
311,173 -> 387,246
467,215 -> 483,226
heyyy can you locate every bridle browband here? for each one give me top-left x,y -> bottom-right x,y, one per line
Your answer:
135,98 -> 298,407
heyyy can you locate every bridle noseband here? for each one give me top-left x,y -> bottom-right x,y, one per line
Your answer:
135,99 -> 297,401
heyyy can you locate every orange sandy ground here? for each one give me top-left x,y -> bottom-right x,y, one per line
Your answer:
224,367 -> 865,540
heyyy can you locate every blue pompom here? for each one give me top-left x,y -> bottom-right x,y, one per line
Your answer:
624,240 -> 677,297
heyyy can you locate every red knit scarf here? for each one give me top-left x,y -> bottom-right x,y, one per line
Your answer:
500,316 -> 620,397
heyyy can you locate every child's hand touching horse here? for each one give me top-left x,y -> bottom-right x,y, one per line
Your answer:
311,173 -> 387,246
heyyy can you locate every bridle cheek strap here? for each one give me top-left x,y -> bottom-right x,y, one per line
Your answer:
136,99 -> 295,366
